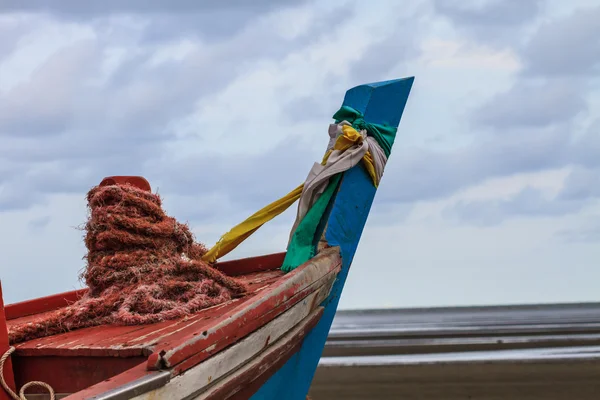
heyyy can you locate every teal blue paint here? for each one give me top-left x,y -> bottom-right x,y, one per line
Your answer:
247,352 -> 301,399
250,77 -> 414,400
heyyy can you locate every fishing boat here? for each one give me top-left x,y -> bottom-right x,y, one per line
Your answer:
0,77 -> 414,400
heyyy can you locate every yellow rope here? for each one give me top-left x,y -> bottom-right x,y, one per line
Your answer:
201,183 -> 304,263
0,346 -> 55,400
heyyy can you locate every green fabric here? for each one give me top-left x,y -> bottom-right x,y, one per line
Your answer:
281,105 -> 396,272
281,175 -> 341,272
332,105 -> 397,157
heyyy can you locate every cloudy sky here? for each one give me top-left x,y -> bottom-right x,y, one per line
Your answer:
0,0 -> 598,309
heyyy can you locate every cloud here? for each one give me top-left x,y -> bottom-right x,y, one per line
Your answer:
474,79 -> 588,129
381,4 -> 599,220
347,3 -> 425,83
0,4 -> 349,212
443,186 -> 587,227
2,1 -> 595,221
0,40 -> 103,138
557,166 -> 600,201
0,0 -> 427,216
523,6 -> 600,77
472,4 -> 599,130
570,118 -> 600,170
0,6 -> 335,141
442,164 -> 600,227
376,111 -> 600,208
432,0 -> 544,47
1,0 -> 599,311
0,13 -> 38,59
434,0 -> 543,26
378,125 -> 569,204
0,182 -> 40,211
147,136 -> 319,212
555,223 -> 600,243
0,0 -> 305,16
28,215 -> 51,230
0,0 -> 311,44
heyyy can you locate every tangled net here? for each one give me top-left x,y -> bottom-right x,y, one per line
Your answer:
9,183 -> 247,344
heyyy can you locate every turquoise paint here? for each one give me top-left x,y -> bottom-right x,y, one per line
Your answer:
250,77 -> 414,400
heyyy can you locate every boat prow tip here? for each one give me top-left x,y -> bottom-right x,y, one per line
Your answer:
343,76 -> 414,128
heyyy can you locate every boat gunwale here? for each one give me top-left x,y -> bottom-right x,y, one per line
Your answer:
57,248 -> 341,399
148,247 -> 342,371
3,248 -> 341,399
194,307 -> 325,400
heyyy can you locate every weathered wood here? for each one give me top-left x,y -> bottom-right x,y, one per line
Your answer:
149,247 -> 341,372
0,282 -> 16,400
216,252 -> 286,276
131,280 -> 335,400
61,362 -> 169,400
5,289 -> 86,321
198,308 -> 324,400
172,264 -> 340,374
12,355 -> 146,395
9,249 -> 338,399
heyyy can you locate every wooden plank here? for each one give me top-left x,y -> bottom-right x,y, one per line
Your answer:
171,264 -> 340,374
177,274 -> 334,392
198,308 -> 324,400
249,77 -> 415,400
0,281 -> 16,400
12,355 -> 146,394
61,362 -> 166,400
148,247 -> 341,371
216,252 -> 286,276
5,289 -> 87,320
130,280 -> 334,400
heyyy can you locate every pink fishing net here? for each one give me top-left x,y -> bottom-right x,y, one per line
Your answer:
9,183 -> 247,344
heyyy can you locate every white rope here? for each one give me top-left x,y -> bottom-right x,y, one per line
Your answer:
288,120 -> 388,244
1,346 -> 55,400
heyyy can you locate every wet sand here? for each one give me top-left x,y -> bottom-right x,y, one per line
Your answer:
309,303 -> 600,399
309,358 -> 600,399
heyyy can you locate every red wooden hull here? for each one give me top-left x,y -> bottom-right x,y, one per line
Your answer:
1,248 -> 341,399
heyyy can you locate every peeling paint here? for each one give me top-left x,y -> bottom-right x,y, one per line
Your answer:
156,248 -> 341,371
